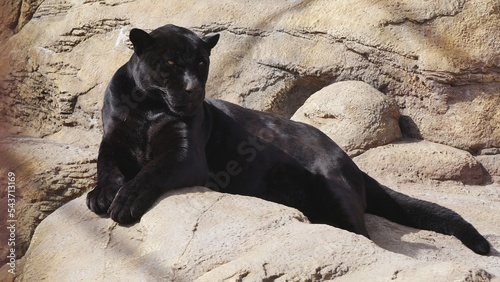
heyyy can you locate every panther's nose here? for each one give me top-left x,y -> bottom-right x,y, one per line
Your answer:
184,73 -> 203,94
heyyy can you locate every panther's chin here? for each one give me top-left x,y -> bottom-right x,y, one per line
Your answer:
157,89 -> 204,116
168,100 -> 204,117
172,103 -> 199,116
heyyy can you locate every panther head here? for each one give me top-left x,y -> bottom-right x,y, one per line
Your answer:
128,24 -> 219,116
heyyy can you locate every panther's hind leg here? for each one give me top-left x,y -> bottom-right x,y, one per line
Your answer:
307,174 -> 369,238
264,163 -> 369,237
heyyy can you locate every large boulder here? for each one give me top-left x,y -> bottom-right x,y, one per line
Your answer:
291,81 -> 401,156
0,0 -> 499,152
17,187 -> 499,281
353,140 -> 485,185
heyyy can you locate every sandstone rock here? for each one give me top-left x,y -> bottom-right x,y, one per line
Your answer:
476,154 -> 500,183
0,0 -> 44,42
479,148 -> 500,155
353,139 -> 485,185
291,81 -> 401,156
18,187 -> 499,281
0,0 -> 499,151
0,0 -> 19,39
0,0 -> 499,279
0,135 -> 96,265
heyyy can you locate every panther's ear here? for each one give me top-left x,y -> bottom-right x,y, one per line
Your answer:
130,28 -> 155,56
203,34 -> 220,51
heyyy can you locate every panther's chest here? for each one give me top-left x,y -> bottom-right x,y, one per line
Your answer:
145,111 -> 166,122
131,110 -> 188,165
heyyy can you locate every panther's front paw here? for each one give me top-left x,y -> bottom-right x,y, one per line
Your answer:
108,182 -> 157,224
86,185 -> 119,215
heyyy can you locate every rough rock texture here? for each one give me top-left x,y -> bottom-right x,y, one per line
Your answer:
291,81 -> 401,156
0,0 -> 499,151
476,154 -> 500,183
0,0 -> 43,40
17,187 -> 500,281
0,0 -> 499,280
0,0 -> 19,39
353,139 -> 485,185
0,135 -> 96,265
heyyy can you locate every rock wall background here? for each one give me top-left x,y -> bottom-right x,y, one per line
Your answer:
0,0 -> 499,280
1,0 -> 500,148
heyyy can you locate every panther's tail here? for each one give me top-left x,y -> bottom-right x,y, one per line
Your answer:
363,172 -> 490,255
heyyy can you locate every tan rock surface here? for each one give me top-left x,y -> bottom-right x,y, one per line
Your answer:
476,154 -> 500,183
353,139 -> 485,185
0,0 -> 499,280
0,135 -> 96,266
0,0 -> 499,151
0,0 -> 19,39
291,81 -> 401,156
17,187 -> 500,281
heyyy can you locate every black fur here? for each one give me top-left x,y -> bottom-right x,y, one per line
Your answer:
86,24 -> 490,255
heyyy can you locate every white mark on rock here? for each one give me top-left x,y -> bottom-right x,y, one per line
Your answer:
115,28 -> 128,48
465,87 -> 472,99
36,47 -> 56,57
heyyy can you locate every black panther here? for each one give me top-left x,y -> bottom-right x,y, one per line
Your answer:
86,24 -> 490,255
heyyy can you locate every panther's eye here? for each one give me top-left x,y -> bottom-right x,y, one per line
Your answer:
167,60 -> 175,65
198,61 -> 205,66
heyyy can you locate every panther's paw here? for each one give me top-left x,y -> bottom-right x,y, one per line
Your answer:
108,182 -> 156,224
86,185 -> 119,215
